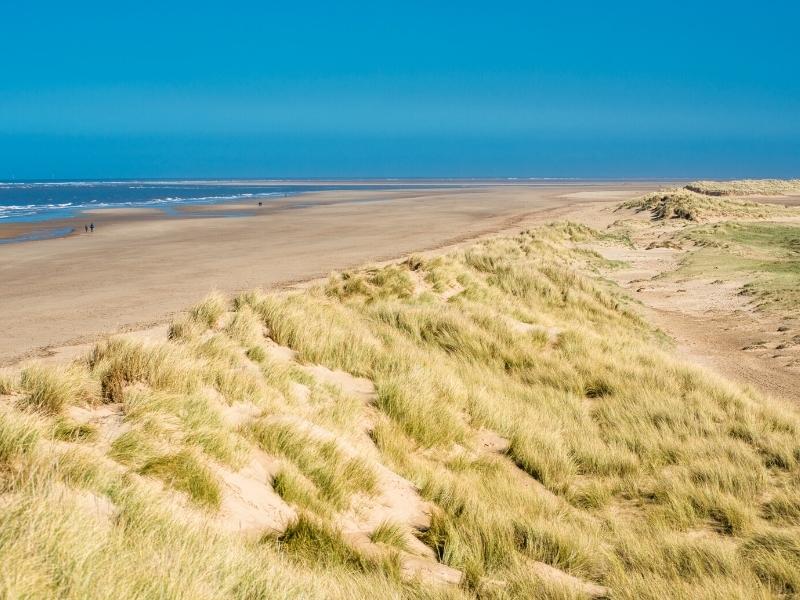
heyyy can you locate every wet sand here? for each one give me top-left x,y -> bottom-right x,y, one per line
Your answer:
0,183 -> 662,364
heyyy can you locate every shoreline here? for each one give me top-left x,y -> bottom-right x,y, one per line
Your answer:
0,198 -> 602,369
0,184 -> 661,364
0,179 -> 664,243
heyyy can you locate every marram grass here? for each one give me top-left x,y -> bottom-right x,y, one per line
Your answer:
621,187 -> 800,222
686,179 -> 800,197
0,222 -> 799,598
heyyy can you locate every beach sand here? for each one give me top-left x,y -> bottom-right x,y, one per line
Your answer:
79,208 -> 166,216
0,183 -> 661,364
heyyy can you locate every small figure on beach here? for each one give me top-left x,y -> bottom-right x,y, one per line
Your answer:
258,201 -> 263,206
85,225 -> 88,233
90,223 -> 95,232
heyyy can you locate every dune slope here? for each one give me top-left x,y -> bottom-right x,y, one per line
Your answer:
1,223 -> 799,599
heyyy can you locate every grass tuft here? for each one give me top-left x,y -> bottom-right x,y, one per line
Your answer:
139,450 -> 222,509
369,520 -> 409,551
188,291 -> 228,327
19,364 -> 99,413
0,369 -> 18,395
274,512 -> 376,572
52,419 -> 98,443
0,407 -> 41,463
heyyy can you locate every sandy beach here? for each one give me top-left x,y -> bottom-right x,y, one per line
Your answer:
0,183 -> 660,363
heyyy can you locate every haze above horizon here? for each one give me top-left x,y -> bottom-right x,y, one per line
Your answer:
1,1 -> 798,179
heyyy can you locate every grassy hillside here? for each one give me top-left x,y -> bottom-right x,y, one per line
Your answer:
2,223 -> 800,599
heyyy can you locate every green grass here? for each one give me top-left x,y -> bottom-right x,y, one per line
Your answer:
369,520 -> 409,551
108,428 -> 159,468
241,227 -> 800,595
52,418 -> 98,443
249,419 -> 377,510
139,450 -> 222,509
272,467 -> 331,514
676,222 -> 800,314
274,512 -> 377,571
246,344 -> 267,363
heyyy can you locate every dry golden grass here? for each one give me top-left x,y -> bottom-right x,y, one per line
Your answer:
1,222 -> 799,598
0,369 -> 17,395
621,187 -> 800,222
18,364 -> 99,413
687,179 -> 800,196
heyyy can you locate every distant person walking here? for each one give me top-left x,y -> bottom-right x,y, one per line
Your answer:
90,223 -> 94,233
85,225 -> 88,233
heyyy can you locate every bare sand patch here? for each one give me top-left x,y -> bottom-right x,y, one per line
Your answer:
475,428 -> 511,454
67,403 -> 128,450
219,401 -> 262,428
178,203 -> 261,212
213,451 -> 295,537
80,208 -> 166,216
560,190 -> 647,201
529,560 -> 609,598
300,364 -> 377,405
263,339 -> 297,362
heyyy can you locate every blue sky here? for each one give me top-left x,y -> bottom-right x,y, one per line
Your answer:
1,1 -> 798,178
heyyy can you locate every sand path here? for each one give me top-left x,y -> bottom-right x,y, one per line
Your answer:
592,217 -> 800,403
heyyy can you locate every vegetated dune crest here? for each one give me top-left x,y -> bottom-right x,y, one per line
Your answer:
685,179 -> 800,197
621,184 -> 800,222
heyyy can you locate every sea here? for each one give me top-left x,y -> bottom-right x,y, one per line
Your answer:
0,180 -> 448,225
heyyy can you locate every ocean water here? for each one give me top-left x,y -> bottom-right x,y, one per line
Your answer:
0,180 -> 441,224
